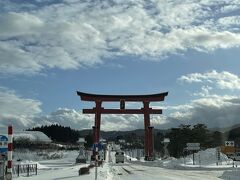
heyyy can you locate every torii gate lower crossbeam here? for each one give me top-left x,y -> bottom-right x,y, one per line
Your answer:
77,91 -> 168,161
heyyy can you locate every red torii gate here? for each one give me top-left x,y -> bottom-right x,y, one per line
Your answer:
77,91 -> 168,160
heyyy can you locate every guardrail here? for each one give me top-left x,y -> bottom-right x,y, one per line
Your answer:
13,164 -> 37,177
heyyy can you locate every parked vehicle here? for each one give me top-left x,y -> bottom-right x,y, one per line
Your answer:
233,152 -> 240,161
226,153 -> 235,159
227,152 -> 240,161
115,151 -> 124,163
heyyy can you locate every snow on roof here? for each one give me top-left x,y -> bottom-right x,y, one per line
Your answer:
14,131 -> 51,143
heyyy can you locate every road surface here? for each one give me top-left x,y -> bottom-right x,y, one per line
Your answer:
16,147 -> 225,180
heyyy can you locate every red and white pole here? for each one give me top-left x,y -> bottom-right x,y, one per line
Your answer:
6,125 -> 13,180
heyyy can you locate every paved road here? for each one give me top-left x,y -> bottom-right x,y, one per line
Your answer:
15,147 -> 225,180
105,146 -> 223,180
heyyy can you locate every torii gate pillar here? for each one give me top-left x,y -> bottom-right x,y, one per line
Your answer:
143,101 -> 150,159
94,101 -> 102,143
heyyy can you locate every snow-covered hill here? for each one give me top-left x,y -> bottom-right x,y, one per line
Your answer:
14,131 -> 51,143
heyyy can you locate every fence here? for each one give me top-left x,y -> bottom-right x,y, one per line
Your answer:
13,164 -> 37,177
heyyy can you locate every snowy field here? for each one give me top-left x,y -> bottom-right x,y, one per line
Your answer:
12,147 -> 240,180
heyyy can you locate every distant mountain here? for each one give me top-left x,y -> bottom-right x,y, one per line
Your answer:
209,124 -> 240,133
80,124 -> 240,138
78,129 -> 169,140
225,126 -> 240,141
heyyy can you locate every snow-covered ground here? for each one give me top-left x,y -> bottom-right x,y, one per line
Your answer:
12,147 -> 240,180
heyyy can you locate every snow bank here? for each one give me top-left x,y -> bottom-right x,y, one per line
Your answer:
128,148 -> 234,170
182,148 -> 231,166
125,155 -> 137,161
162,148 -> 232,168
13,149 -> 66,161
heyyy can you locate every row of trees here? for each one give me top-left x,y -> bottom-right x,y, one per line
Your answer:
158,124 -> 226,158
112,124 -> 229,158
27,123 -> 237,158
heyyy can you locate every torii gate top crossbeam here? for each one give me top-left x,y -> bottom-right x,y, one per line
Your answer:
77,91 -> 168,102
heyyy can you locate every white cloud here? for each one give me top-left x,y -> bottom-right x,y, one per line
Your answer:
220,4 -> 240,14
172,28 -> 240,51
172,70 -> 240,128
0,41 -> 43,74
39,108 -> 94,129
0,87 -> 42,130
167,95 -> 240,128
2,89 -> 239,131
34,108 -> 167,131
218,16 -> 240,28
1,1 -> 240,74
0,12 -> 44,37
193,86 -> 212,97
0,115 -> 35,130
178,70 -> 240,90
0,87 -> 42,116
0,106 -> 166,131
0,86 -> 168,131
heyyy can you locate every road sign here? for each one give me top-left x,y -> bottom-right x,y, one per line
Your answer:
0,136 -> 7,142
186,143 -> 200,165
186,143 -> 200,150
163,138 -> 170,143
225,141 -> 234,147
187,143 -> 200,147
186,146 -> 200,150
92,143 -> 103,152
0,135 -> 8,154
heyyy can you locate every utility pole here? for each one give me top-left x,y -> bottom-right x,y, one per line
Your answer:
95,146 -> 98,180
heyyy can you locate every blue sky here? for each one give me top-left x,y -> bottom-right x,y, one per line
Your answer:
1,0 -> 240,131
